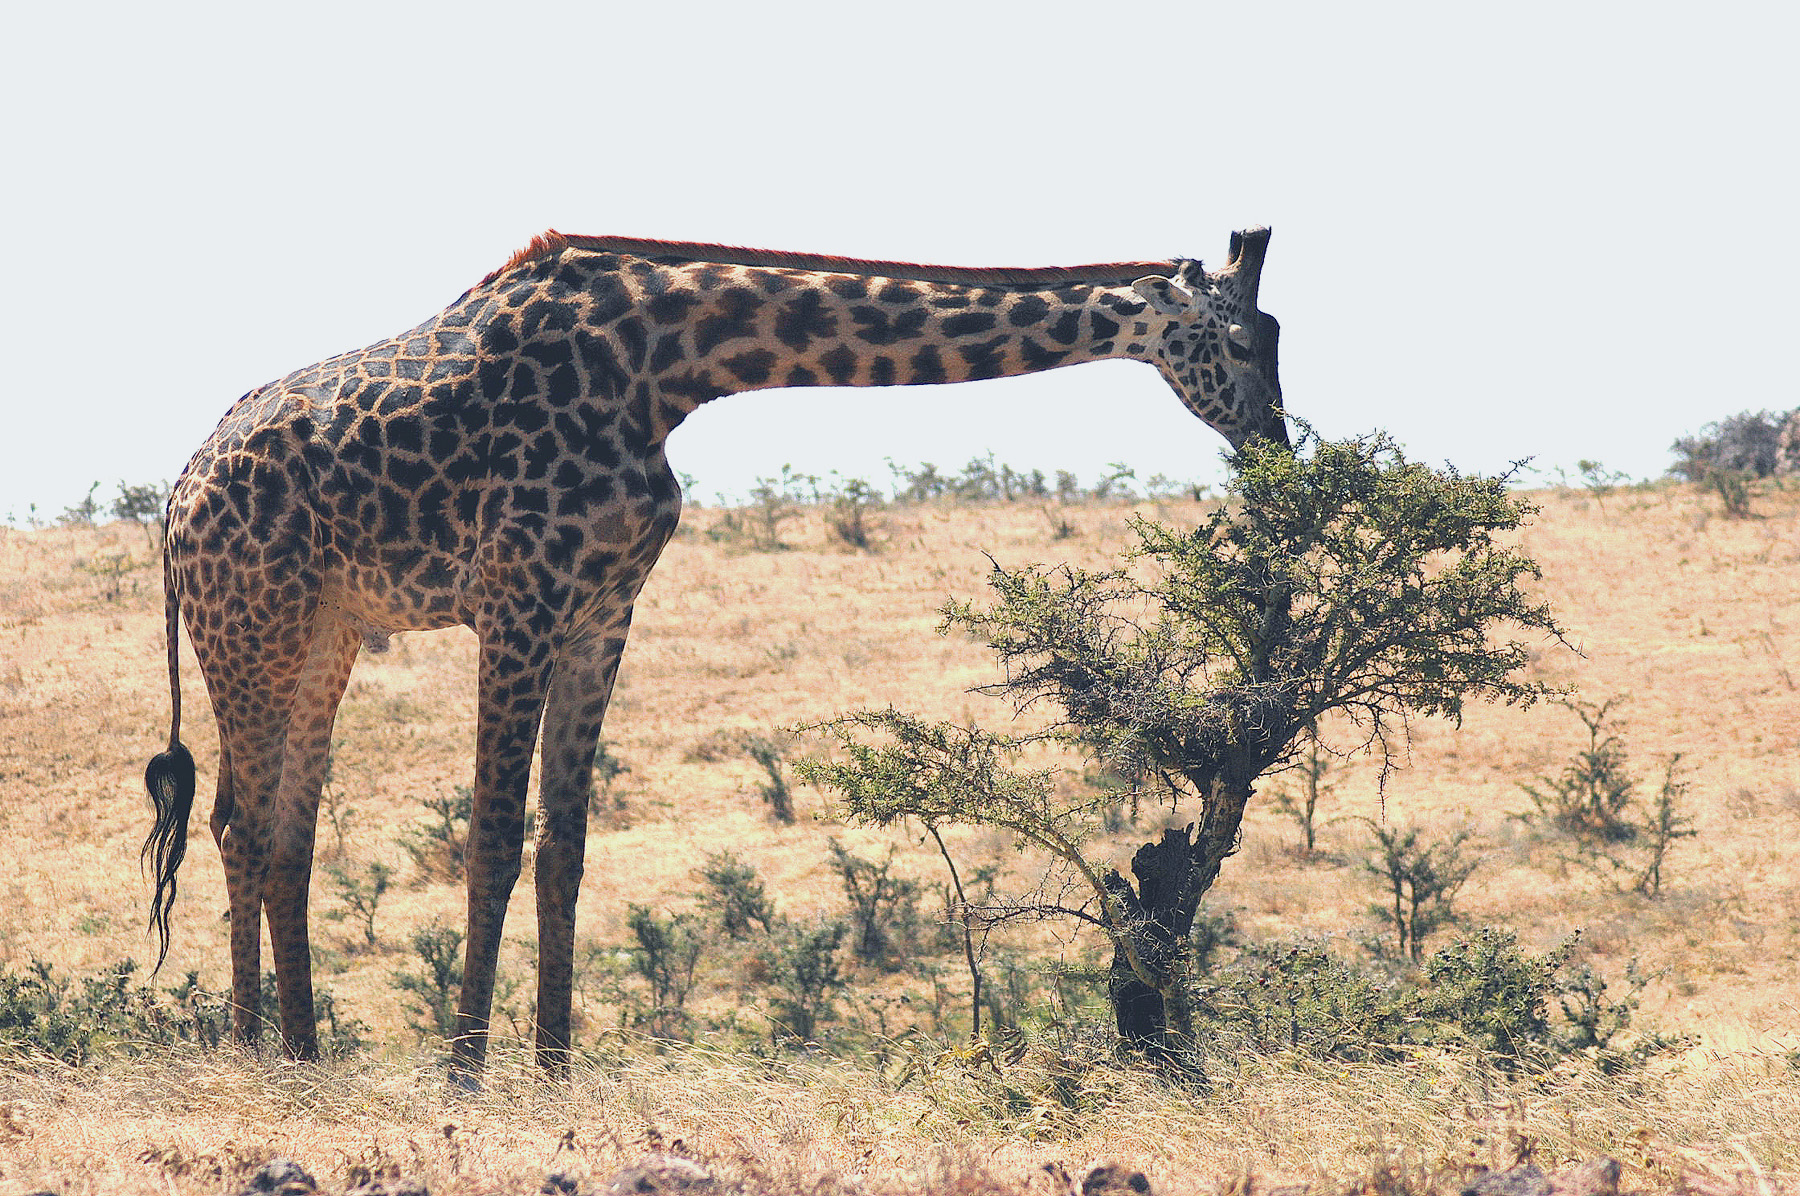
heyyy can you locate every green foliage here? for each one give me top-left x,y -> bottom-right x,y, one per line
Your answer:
1361,822 -> 1478,961
398,788 -> 472,882
323,860 -> 394,949
745,735 -> 796,824
589,738 -> 632,824
393,923 -> 464,1039
622,905 -> 704,1040
1520,698 -> 1639,842
1192,939 -> 1407,1060
112,479 -> 171,544
0,959 -> 365,1064
1575,459 -> 1631,507
1630,757 -> 1698,897
1520,700 -> 1698,897
696,851 -> 777,939
804,427 -> 1567,1054
760,918 -> 848,1043
1668,407 -> 1795,518
708,465 -> 815,550
57,480 -> 102,527
824,475 -> 883,550
1271,731 -> 1337,858
826,839 -> 925,971
1193,928 -> 1682,1074
1670,408 -> 1791,481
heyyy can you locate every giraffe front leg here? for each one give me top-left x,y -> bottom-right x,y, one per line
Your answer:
533,631 -> 630,1074
448,625 -> 553,1086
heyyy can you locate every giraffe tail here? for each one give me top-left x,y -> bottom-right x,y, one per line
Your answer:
142,538 -> 195,972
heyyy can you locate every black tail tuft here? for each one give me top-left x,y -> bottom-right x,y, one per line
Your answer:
143,742 -> 196,971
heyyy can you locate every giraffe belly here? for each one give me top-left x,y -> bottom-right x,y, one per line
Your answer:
317,549 -> 471,640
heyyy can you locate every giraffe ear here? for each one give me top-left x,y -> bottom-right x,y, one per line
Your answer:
1131,276 -> 1192,316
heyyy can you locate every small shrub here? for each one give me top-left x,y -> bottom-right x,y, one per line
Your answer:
826,839 -> 925,971
1192,928 -> 1681,1074
622,905 -> 704,1041
1669,408 -> 1795,518
57,481 -> 102,527
0,959 -> 366,1064
889,460 -> 949,503
1630,756 -> 1697,897
590,739 -> 631,825
761,918 -> 848,1044
824,475 -> 883,550
1670,408 -> 1791,480
745,736 -> 795,824
1555,952 -> 1691,1071
112,479 -> 171,545
695,851 -> 777,939
1090,462 -> 1138,501
393,923 -> 464,1039
1362,822 -> 1477,962
1520,697 -> 1639,843
709,465 -> 816,550
324,860 -> 394,950
399,788 -> 472,882
1411,926 -> 1556,1066
1521,700 -> 1698,896
1272,731 -> 1337,859
1192,939 -> 1406,1061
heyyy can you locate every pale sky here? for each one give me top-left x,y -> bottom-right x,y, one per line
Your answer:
2,0 -> 1793,521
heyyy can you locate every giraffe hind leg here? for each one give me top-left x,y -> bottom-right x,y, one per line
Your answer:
187,588 -> 330,1052
263,617 -> 361,1060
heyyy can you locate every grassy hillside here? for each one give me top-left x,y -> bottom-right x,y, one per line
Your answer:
0,477 -> 1795,1193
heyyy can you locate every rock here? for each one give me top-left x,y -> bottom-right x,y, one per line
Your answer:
1082,1163 -> 1152,1196
603,1154 -> 715,1195
241,1158 -> 319,1195
1551,1159 -> 1621,1196
1462,1164 -> 1551,1196
542,1169 -> 583,1195
343,1167 -> 430,1196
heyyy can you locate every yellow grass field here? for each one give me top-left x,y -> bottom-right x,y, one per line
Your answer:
0,478 -> 1795,1195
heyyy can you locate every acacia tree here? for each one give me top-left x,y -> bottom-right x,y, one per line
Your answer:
799,428 -> 1568,1062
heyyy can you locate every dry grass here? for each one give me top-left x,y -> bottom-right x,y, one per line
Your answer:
0,479 -> 1797,1191
0,1040 -> 1794,1195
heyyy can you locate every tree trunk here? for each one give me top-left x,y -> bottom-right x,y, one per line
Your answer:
1102,777 -> 1253,1062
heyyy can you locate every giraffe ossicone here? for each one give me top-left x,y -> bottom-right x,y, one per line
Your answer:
143,227 -> 1286,1079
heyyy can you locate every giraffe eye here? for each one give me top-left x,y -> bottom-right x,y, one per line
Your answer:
1226,323 -> 1251,345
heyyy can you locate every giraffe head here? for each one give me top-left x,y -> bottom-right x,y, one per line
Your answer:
1131,227 -> 1287,450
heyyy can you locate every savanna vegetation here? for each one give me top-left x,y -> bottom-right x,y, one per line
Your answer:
0,427 -> 1796,1195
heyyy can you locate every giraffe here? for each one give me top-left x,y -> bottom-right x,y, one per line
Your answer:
142,226 -> 1286,1080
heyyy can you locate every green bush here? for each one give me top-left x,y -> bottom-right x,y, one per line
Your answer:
398,788 -> 473,882
695,851 -> 777,939
0,958 -> 365,1064
760,919 -> 848,1044
1191,927 -> 1682,1074
826,839 -> 926,972
393,923 -> 465,1039
1362,822 -> 1478,961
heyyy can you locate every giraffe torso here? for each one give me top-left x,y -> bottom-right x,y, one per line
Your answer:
170,255 -> 693,648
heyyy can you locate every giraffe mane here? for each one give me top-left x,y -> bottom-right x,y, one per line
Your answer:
481,230 -> 1180,288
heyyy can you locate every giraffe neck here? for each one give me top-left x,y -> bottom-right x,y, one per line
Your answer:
511,244 -> 1175,418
